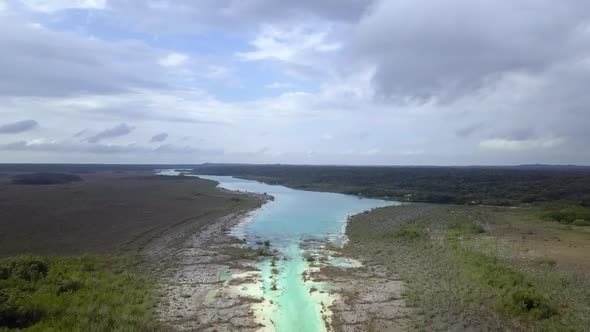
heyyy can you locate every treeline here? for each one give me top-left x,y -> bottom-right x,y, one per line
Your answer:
191,164 -> 590,207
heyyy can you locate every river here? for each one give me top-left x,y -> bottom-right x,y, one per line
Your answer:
162,171 -> 398,331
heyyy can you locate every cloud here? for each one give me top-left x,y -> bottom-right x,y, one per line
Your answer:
455,123 -> 483,138
97,0 -> 371,34
238,25 -> 341,62
0,16 -> 168,97
0,139 -> 223,156
72,129 -> 87,138
84,123 -> 134,143
1,0 -> 589,165
364,147 -> 380,156
20,0 -> 106,13
321,133 -> 334,140
159,53 -> 189,67
350,0 -> 590,103
479,137 -> 565,151
0,119 -> 38,134
150,132 -> 168,143
265,82 -> 293,89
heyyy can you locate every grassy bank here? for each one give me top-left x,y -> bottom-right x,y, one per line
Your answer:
345,205 -> 590,330
0,255 -> 158,331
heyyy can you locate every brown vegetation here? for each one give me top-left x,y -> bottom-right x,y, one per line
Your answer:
0,171 -> 256,255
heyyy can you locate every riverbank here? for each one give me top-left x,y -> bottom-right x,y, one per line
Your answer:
342,204 -> 590,330
0,171 -> 264,331
146,207 -> 273,331
304,239 -> 413,331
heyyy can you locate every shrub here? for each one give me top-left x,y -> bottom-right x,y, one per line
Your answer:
496,288 -> 556,320
541,206 -> 590,224
532,257 -> 557,267
0,289 -> 43,329
0,256 -> 158,330
572,219 -> 590,227
449,222 -> 485,235
391,224 -> 427,240
0,257 -> 49,282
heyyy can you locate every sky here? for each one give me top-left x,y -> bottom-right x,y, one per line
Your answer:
0,0 -> 589,165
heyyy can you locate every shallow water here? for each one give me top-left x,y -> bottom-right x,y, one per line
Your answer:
160,170 -> 398,331
198,175 -> 398,331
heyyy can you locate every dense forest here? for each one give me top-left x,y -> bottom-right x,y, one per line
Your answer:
190,164 -> 590,207
2,163 -> 589,207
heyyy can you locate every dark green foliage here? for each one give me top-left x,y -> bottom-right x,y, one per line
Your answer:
0,257 -> 49,282
496,288 -> 556,320
390,224 -> 427,240
572,219 -> 590,226
451,248 -> 556,319
190,164 -> 590,207
11,173 -> 82,185
448,222 -> 485,235
541,205 -> 590,224
0,256 -> 158,331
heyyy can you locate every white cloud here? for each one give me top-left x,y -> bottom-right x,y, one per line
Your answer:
364,147 -> 381,156
158,53 -> 189,67
20,0 -> 106,13
479,137 -> 565,151
265,82 -> 293,89
237,24 -> 341,62
1,0 -> 590,165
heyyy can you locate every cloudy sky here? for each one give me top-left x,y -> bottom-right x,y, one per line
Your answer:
1,0 -> 589,165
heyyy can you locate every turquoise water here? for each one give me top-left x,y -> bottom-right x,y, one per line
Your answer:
198,175 -> 398,331
160,171 -> 398,331
200,175 -> 395,247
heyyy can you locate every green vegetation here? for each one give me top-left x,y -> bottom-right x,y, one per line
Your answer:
541,205 -> 590,225
345,205 -> 590,330
532,257 -> 557,267
190,164 -> 590,206
389,223 -> 428,240
0,255 -> 158,331
446,227 -> 556,320
10,173 -> 82,185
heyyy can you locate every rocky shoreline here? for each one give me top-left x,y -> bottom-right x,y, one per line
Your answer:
147,187 -> 410,331
156,211 -> 260,330
304,241 -> 413,332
